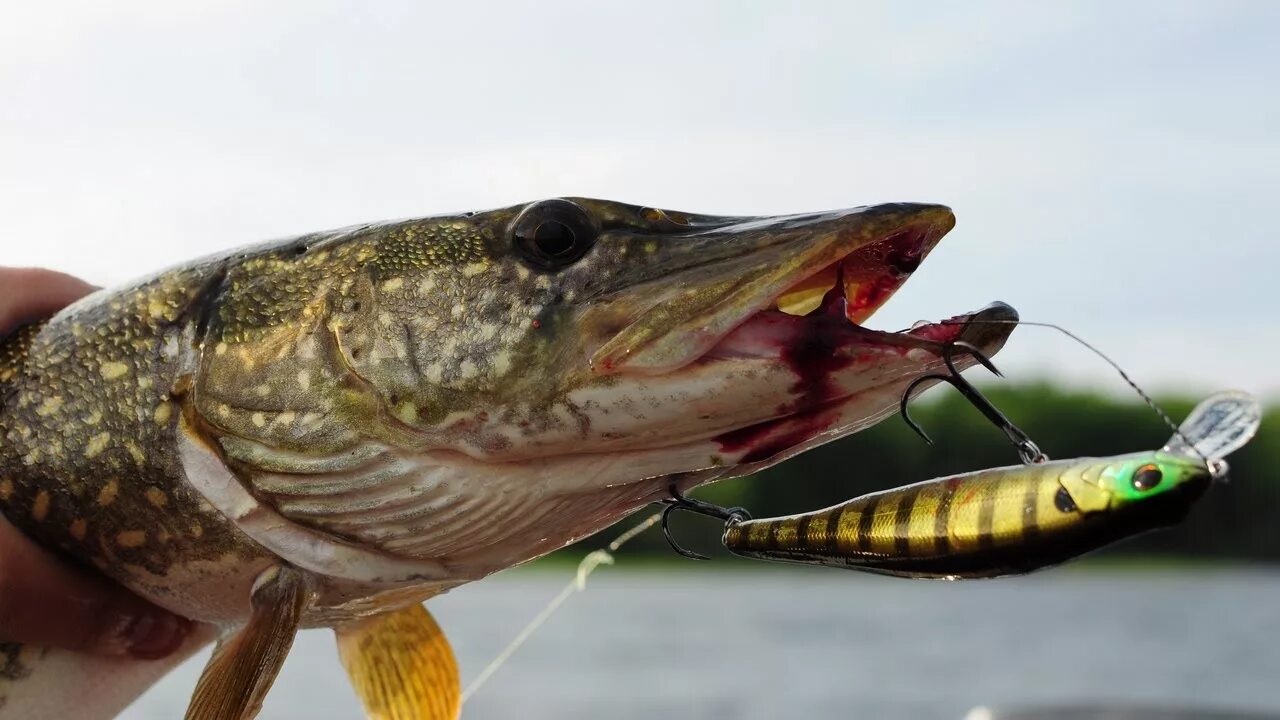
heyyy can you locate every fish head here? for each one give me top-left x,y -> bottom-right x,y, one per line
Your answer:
340,198 -> 1016,472
360,198 -> 1012,449
195,197 -> 1018,579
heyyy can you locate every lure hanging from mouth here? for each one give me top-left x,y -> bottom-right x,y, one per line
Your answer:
720,391 -> 1260,579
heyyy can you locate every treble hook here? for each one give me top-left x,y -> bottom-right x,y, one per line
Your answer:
900,341 -> 1048,465
660,481 -> 751,560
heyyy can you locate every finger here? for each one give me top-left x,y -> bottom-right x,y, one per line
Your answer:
0,267 -> 98,331
0,518 -> 191,659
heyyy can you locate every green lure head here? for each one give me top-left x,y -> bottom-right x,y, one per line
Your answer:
1095,451 -> 1213,509
1055,451 -> 1212,515
1058,391 -> 1261,515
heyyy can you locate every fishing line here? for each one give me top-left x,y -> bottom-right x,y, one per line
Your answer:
943,318 -> 1213,471
461,511 -> 663,704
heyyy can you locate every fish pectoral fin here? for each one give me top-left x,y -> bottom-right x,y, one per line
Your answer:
184,566 -> 309,720
335,603 -> 461,720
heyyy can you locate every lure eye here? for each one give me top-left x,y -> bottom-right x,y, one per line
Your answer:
511,199 -> 598,270
1132,464 -> 1163,491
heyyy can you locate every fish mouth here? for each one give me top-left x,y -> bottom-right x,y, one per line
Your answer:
575,202 -> 1019,474
590,203 -> 968,374
693,301 -> 1018,474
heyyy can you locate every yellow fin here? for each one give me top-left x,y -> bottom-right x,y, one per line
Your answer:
776,264 -> 837,316
335,603 -> 460,720
185,566 -> 308,720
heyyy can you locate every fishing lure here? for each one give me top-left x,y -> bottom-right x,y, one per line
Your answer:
465,339 -> 1260,697
718,390 -> 1259,578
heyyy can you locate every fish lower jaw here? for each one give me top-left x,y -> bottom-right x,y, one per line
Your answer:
701,302 -> 1019,470
548,301 -> 1017,471
698,300 -> 1016,383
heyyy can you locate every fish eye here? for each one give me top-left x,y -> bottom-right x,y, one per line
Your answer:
1132,464 -> 1163,491
511,199 -> 598,270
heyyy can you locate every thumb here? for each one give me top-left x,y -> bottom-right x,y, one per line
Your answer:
0,267 -> 98,331
0,518 -> 191,659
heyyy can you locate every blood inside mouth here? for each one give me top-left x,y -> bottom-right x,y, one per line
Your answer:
775,228 -> 929,324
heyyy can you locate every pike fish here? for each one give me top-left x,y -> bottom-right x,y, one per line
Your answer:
724,392 -> 1261,578
0,198 -> 1018,718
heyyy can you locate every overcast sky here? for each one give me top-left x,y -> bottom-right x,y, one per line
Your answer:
2,1 -> 1277,399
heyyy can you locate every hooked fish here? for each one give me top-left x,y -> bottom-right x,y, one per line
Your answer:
0,198 -> 1018,718
723,392 -> 1261,578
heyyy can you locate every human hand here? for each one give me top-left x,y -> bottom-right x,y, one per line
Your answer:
0,267 -> 192,659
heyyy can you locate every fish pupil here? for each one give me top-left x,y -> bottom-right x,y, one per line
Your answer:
533,221 -> 576,256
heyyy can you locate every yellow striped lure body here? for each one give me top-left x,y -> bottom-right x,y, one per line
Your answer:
723,391 -> 1260,579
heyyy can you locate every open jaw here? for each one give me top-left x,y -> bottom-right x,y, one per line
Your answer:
586,206 -> 1021,490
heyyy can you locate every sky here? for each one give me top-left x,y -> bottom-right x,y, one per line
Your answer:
1,1 -> 1277,398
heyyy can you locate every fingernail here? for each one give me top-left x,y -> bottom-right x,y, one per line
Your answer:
125,612 -> 192,660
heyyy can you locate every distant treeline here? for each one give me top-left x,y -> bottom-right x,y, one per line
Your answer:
566,383 -> 1279,562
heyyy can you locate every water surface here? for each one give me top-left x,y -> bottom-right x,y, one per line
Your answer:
125,566 -> 1280,719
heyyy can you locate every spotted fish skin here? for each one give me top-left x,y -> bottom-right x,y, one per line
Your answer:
0,208 -> 572,617
0,206 -> 573,600
0,264 -> 269,607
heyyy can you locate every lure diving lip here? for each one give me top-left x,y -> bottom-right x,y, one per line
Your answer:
721,391 -> 1261,579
